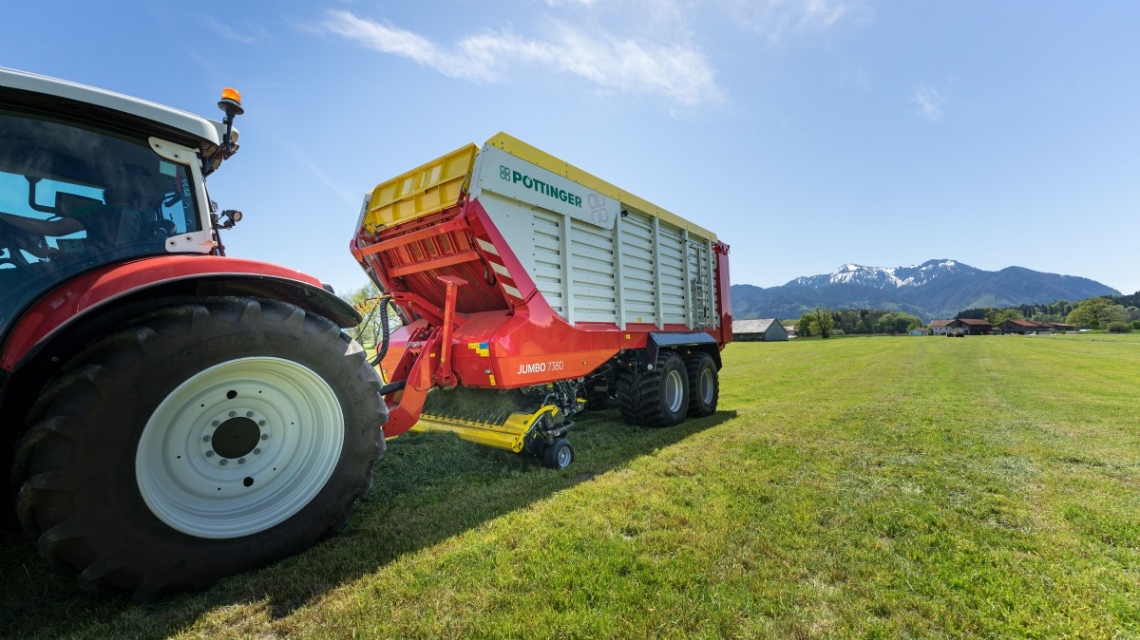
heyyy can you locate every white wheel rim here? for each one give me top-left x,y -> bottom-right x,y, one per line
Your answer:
557,445 -> 572,468
664,368 -> 685,413
136,357 -> 344,538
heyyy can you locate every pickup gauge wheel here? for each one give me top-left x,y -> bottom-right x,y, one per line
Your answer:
543,438 -> 574,469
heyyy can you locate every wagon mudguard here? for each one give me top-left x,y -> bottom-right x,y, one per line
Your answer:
639,332 -> 722,370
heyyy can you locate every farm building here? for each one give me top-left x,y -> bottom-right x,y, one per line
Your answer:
999,319 -> 1052,334
950,318 -> 993,335
733,319 -> 789,342
909,328 -> 930,336
929,320 -> 954,336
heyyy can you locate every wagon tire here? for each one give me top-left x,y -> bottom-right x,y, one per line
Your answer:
12,297 -> 386,601
684,352 -> 719,418
616,351 -> 688,428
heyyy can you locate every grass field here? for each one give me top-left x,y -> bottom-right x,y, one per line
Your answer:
2,334 -> 1138,638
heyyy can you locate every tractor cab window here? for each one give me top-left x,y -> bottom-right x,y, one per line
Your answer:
0,109 -> 203,335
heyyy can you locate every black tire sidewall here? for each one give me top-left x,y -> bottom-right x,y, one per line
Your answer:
543,438 -> 572,469
656,352 -> 689,427
686,353 -> 719,417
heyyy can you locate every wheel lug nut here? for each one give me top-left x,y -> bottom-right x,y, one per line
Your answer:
219,459 -> 228,466
261,434 -> 269,440
238,457 -> 246,464
203,435 -> 211,442
206,450 -> 215,457
254,448 -> 262,455
258,420 -> 266,426
229,411 -> 237,418
246,411 -> 255,418
211,420 -> 220,427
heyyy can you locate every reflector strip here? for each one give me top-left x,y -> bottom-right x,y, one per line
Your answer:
476,238 -> 499,255
502,284 -> 522,299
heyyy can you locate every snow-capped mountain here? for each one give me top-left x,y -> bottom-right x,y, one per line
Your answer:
791,260 -> 975,289
733,259 -> 1119,321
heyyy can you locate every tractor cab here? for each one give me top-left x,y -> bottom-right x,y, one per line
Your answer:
0,67 -> 239,338
0,114 -> 206,331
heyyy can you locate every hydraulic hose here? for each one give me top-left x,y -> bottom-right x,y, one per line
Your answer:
370,296 -> 393,368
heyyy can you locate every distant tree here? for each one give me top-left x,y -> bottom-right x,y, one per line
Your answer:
956,308 -> 988,320
1110,291 -> 1140,308
984,307 -> 1022,326
1107,322 -> 1131,334
1066,297 -> 1126,329
894,313 -> 921,333
860,310 -> 878,334
813,306 -> 834,339
797,312 -> 815,337
341,283 -> 401,346
1132,320 -> 1140,331
835,310 -> 863,335
874,312 -> 922,335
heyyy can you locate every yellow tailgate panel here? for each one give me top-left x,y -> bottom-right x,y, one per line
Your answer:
362,143 -> 478,232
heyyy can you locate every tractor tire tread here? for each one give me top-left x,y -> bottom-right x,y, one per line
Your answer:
12,297 -> 386,600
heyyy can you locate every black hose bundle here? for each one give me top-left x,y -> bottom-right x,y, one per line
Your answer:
369,297 -> 393,368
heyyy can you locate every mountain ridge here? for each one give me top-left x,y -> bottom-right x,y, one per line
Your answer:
732,259 -> 1119,322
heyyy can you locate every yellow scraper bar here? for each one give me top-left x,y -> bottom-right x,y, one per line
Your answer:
362,143 -> 478,232
411,406 -> 558,453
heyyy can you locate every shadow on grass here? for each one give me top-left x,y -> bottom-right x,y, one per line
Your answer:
0,408 -> 738,639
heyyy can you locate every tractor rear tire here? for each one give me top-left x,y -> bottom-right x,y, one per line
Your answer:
684,352 -> 719,418
616,351 -> 688,428
12,297 -> 386,601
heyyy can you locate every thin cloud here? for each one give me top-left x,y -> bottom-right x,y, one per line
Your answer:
721,0 -> 866,41
202,16 -> 271,44
800,0 -> 853,29
314,10 -> 721,107
912,85 -> 945,122
278,138 -> 363,208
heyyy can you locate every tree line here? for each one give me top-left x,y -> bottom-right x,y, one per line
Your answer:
796,293 -> 1140,339
796,308 -> 923,338
958,296 -> 1140,331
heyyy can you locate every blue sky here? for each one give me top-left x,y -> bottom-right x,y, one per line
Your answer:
5,1 -> 1138,296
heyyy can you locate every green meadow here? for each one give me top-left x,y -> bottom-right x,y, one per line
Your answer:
3,334 -> 1138,638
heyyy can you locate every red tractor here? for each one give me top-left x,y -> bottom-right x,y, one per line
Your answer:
0,68 -> 386,600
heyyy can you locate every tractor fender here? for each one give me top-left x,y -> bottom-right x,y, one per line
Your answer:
1,255 -> 360,373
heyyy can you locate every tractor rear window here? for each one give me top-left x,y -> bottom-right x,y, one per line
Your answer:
0,109 -> 203,335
